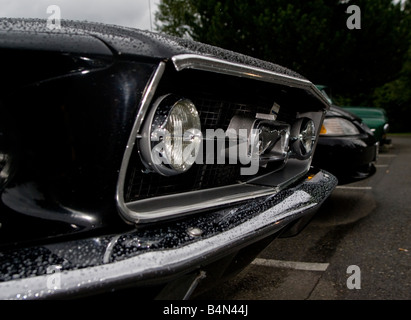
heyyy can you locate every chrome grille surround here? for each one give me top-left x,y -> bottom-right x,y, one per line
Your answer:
116,54 -> 330,224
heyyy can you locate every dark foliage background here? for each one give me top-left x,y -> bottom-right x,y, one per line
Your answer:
155,0 -> 411,132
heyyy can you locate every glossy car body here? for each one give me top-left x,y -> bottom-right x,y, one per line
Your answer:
316,85 -> 390,147
0,19 -> 336,299
313,105 -> 378,184
342,106 -> 390,146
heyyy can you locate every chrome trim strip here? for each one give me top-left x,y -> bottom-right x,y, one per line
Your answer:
171,54 -> 330,109
124,184 -> 278,221
123,159 -> 310,222
103,235 -> 121,264
116,55 -> 329,224
0,170 -> 337,300
116,62 -> 166,223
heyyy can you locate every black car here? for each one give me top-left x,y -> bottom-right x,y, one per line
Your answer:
0,19 -> 336,299
313,104 -> 378,184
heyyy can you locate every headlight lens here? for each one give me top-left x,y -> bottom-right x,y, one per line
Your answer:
300,119 -> 315,155
0,151 -> 12,191
320,117 -> 360,136
163,99 -> 202,172
0,119 -> 15,192
140,95 -> 202,176
291,118 -> 316,160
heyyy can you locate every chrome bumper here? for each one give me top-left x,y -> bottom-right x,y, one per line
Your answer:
0,169 -> 336,299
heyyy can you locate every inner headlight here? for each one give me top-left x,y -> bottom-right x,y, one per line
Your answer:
0,117 -> 16,193
140,94 -> 202,176
291,118 -> 316,160
300,119 -> 315,155
320,117 -> 360,136
0,151 -> 12,191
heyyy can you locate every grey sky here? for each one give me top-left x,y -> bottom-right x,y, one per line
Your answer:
0,0 -> 159,31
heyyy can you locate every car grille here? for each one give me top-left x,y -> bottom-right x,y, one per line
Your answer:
124,156 -> 242,202
117,57 -> 329,223
124,86 -> 300,202
124,96 -> 285,202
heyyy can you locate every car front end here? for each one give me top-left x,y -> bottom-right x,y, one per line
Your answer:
0,19 -> 336,299
313,105 -> 378,184
342,106 -> 391,146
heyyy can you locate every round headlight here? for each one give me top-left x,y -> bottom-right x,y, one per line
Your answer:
140,94 -> 202,176
0,112 -> 16,193
300,119 -> 315,154
0,150 -> 13,191
291,118 -> 316,160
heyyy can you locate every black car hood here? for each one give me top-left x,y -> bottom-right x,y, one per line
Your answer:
0,18 -> 305,80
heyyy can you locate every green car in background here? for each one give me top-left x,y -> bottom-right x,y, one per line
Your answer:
316,85 -> 391,147
342,106 -> 390,146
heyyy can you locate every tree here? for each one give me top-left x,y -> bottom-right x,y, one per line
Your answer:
373,44 -> 411,132
371,0 -> 411,132
328,0 -> 411,106
155,0 -> 337,76
154,0 -> 200,38
155,0 -> 411,131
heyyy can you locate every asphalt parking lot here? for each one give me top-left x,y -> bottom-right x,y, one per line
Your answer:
197,135 -> 411,300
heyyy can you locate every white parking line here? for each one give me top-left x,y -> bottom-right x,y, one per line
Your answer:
252,258 -> 329,271
375,164 -> 389,168
335,186 -> 372,190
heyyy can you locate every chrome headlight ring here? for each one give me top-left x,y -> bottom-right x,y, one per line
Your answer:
290,117 -> 316,160
139,94 -> 202,176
